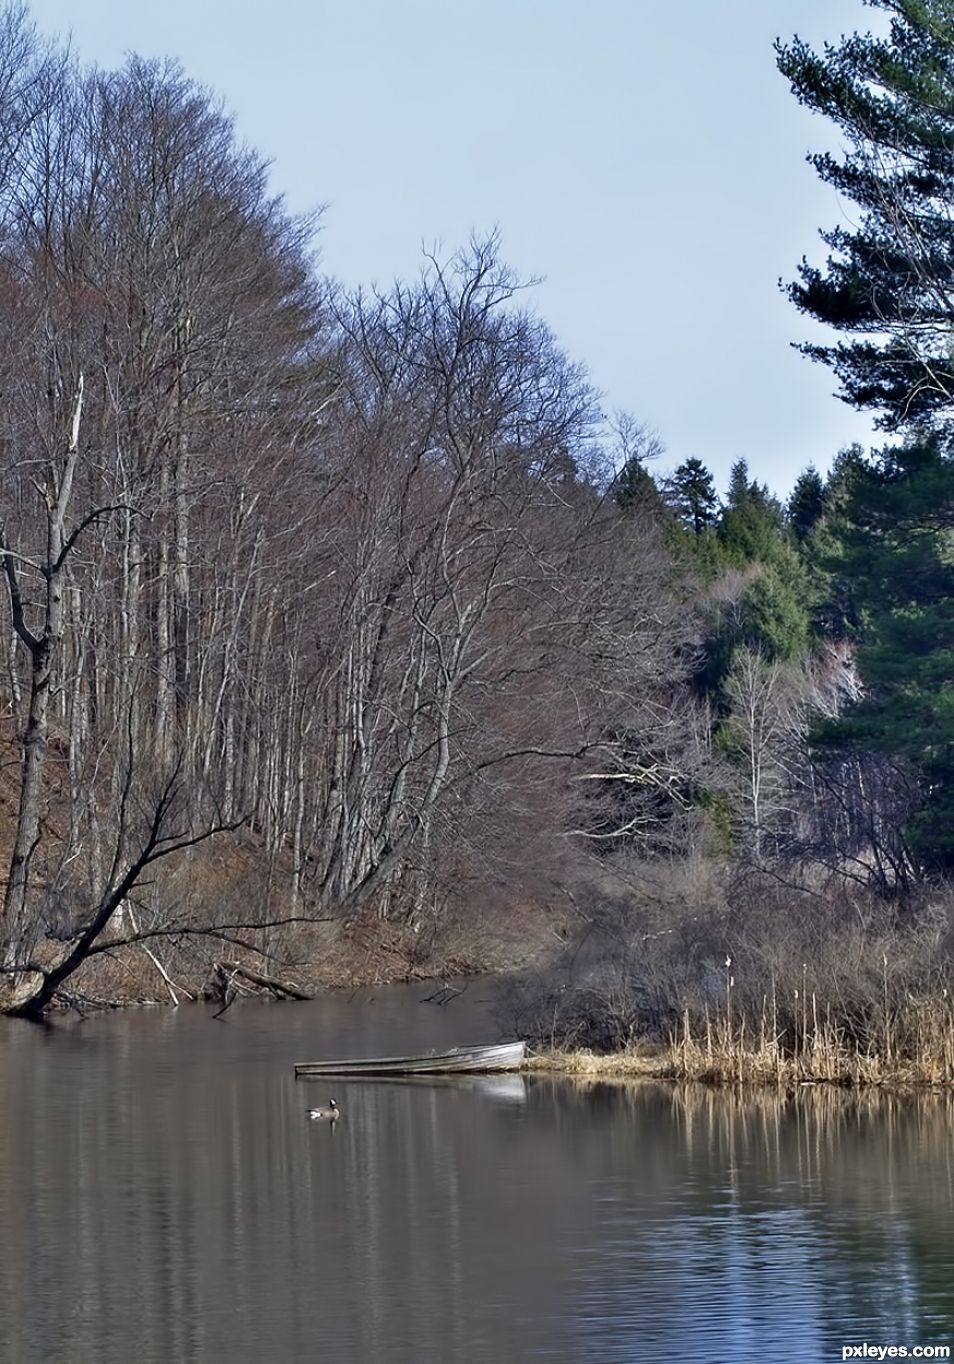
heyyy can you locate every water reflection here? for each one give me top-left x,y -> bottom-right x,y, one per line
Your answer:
540,1083 -> 954,1362
0,996 -> 951,1362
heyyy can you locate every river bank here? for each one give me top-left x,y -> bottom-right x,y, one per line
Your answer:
36,902 -> 556,1013
60,940 -> 954,1089
12,859 -> 954,1094
525,1037 -> 954,1089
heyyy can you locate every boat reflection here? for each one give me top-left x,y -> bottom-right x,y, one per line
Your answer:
300,1072 -> 528,1104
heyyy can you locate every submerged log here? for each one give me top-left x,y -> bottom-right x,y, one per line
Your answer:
218,960 -> 311,1001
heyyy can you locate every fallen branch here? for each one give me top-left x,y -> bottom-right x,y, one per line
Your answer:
420,981 -> 467,1006
219,960 -> 311,1000
141,944 -> 194,1006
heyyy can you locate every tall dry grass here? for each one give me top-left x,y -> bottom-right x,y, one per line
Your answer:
507,865 -> 954,1086
667,976 -> 954,1086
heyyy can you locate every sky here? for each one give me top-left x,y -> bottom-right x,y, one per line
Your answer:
26,0 -> 890,497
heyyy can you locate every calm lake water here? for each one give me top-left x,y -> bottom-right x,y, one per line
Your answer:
0,983 -> 952,1363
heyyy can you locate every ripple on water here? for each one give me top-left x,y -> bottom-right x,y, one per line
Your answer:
0,1000 -> 953,1363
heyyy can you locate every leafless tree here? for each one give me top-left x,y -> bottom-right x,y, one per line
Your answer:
0,15 -> 719,1015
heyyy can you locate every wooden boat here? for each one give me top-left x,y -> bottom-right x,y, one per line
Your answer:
294,1040 -> 526,1077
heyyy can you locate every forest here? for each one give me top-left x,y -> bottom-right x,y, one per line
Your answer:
0,1 -> 953,1075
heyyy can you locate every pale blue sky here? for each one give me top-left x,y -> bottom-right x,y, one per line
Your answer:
27,0 -> 887,496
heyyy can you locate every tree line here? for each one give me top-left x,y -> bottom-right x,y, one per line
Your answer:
0,8 -> 689,1012
2,0 -> 954,1018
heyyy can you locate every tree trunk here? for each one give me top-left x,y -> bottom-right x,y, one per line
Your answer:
1,377 -> 84,964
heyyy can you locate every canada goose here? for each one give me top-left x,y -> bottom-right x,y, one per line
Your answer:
309,1099 -> 339,1121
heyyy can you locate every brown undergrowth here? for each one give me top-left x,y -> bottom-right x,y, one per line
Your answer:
526,989 -> 954,1088
509,859 -> 954,1088
48,852 -> 561,1011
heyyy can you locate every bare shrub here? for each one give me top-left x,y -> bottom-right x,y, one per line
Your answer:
505,859 -> 954,1077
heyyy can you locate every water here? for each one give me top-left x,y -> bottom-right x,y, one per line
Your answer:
0,984 -> 952,1363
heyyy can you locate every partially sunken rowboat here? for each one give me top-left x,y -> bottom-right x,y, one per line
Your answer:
294,1040 -> 526,1078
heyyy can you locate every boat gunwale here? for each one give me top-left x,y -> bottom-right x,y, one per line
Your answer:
294,1041 -> 526,1077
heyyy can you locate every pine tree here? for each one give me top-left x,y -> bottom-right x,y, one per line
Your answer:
693,458 -> 813,700
718,460 -> 785,565
662,458 -> 720,535
726,458 -> 752,508
779,4 -> 954,868
777,2 -> 954,435
788,466 -> 826,542
818,438 -> 954,867
614,455 -> 664,514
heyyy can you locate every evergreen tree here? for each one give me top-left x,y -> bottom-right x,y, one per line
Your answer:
777,2 -> 954,435
696,550 -> 813,701
693,459 -> 814,700
818,438 -> 954,867
718,461 -> 785,565
726,458 -> 753,508
788,466 -> 825,542
614,455 -> 663,514
779,5 -> 954,868
663,457 -> 720,535
809,447 -> 870,637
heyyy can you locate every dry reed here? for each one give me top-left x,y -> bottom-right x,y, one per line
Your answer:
527,986 -> 954,1088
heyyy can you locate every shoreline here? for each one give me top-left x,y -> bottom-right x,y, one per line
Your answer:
523,1045 -> 954,1090
8,983 -> 953,1091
